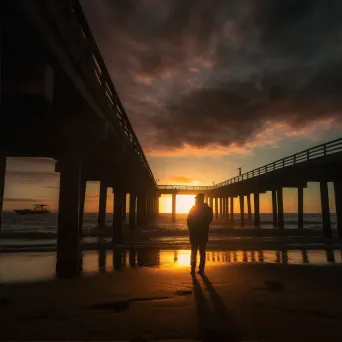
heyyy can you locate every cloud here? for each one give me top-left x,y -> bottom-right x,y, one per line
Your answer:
168,176 -> 194,184
81,0 -> 342,152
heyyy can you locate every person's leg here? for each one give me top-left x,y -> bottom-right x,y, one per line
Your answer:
198,242 -> 207,273
190,241 -> 198,271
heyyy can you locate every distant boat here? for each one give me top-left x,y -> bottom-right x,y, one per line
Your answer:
14,204 -> 51,215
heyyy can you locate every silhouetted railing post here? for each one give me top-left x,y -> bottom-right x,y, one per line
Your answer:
334,180 -> 342,238
0,155 -> 6,235
239,194 -> 245,226
298,186 -> 304,229
247,194 -> 252,221
320,181 -> 332,238
172,193 -> 176,222
56,155 -> 82,278
254,192 -> 260,228
98,180 -> 107,228
277,188 -> 284,229
272,190 -> 278,227
129,193 -> 137,230
112,190 -> 124,244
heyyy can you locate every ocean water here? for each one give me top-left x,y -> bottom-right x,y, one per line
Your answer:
0,212 -> 337,249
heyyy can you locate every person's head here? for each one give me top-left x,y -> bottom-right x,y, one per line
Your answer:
195,193 -> 205,205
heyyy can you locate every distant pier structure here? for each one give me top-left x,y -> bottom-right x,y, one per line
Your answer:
158,138 -> 342,239
0,1 -> 158,277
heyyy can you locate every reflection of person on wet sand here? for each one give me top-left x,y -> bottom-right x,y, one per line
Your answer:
187,193 -> 213,275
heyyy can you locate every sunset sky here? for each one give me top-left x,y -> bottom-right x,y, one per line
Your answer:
3,0 -> 342,213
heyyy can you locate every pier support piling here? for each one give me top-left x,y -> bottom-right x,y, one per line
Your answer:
129,194 -> 137,229
230,197 -> 234,220
122,193 -> 127,222
298,186 -> 304,229
272,190 -> 278,228
277,188 -> 284,229
320,181 -> 332,238
215,198 -> 218,219
79,180 -> 86,236
0,156 -> 6,234
113,190 -> 124,244
247,194 -> 252,221
98,180 -> 107,228
172,193 -> 176,222
56,155 -> 82,278
239,195 -> 245,227
137,194 -> 147,225
334,180 -> 342,238
254,192 -> 260,228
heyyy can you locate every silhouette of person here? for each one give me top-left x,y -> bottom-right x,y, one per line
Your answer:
187,193 -> 213,275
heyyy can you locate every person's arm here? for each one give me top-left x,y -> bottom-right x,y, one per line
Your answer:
187,206 -> 195,230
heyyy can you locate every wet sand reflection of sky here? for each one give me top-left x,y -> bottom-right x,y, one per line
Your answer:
1,248 -> 342,283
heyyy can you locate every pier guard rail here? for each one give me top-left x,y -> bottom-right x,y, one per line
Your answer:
159,138 -> 342,191
30,0 -> 155,184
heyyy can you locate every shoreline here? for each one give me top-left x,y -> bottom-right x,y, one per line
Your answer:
1,236 -> 342,253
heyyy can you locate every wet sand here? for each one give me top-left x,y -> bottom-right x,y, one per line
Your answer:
1,254 -> 342,341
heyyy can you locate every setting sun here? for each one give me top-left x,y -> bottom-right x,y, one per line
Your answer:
159,194 -> 196,213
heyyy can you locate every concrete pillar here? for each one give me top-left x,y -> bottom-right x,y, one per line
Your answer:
239,195 -> 244,226
98,180 -> 107,228
230,197 -> 234,220
298,186 -> 304,229
137,194 -> 147,225
302,249 -> 309,263
0,34 -> 5,235
277,188 -> 284,229
320,181 -> 332,238
226,197 -> 229,217
220,197 -> 223,217
334,181 -> 342,238
223,197 -> 227,217
247,194 -> 252,221
156,196 -> 160,215
254,192 -> 260,228
0,156 -> 6,234
172,193 -> 176,222
209,197 -> 213,209
122,193 -> 127,222
113,190 -> 124,244
215,197 -> 218,219
79,180 -> 86,237
272,190 -> 278,228
129,193 -> 137,230
56,155 -> 82,278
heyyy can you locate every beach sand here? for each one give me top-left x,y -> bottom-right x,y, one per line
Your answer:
1,256 -> 342,341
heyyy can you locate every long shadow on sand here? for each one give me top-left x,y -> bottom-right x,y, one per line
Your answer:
192,274 -> 240,341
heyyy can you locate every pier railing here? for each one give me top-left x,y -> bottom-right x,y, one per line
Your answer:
36,0 -> 155,183
159,138 -> 342,191
158,185 -> 212,191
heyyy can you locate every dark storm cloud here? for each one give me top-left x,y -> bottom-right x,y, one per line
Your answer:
81,0 -> 342,150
